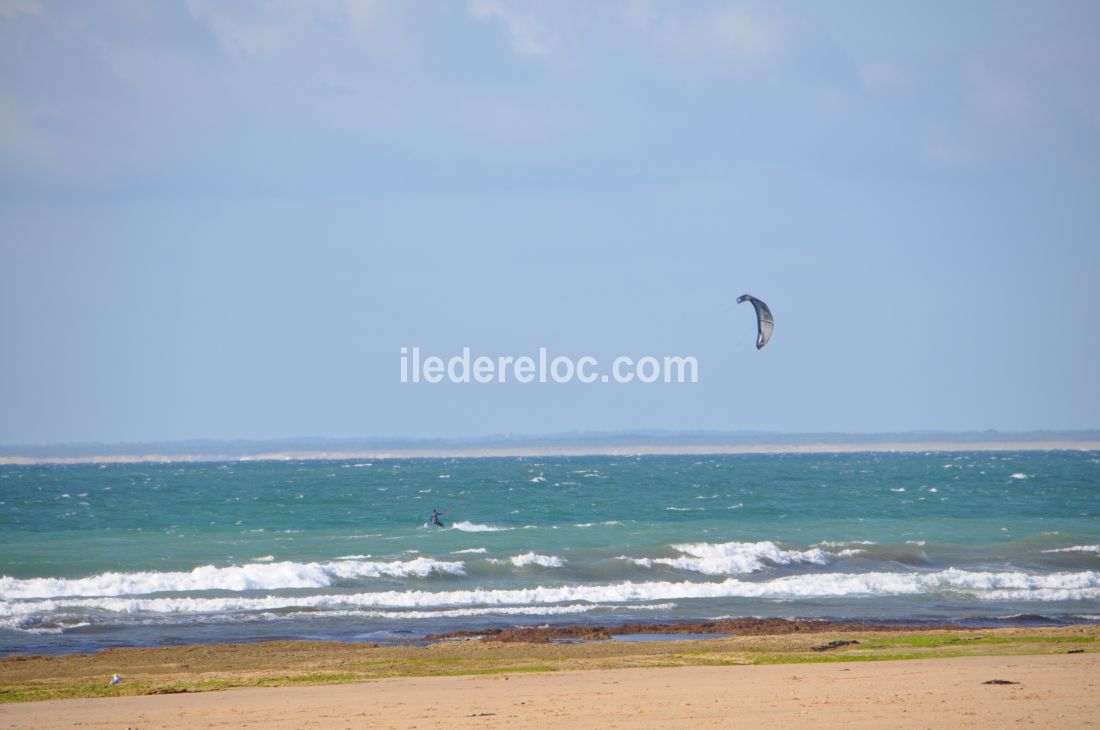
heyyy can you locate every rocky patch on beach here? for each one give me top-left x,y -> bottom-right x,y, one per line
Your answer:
427,618 -> 960,643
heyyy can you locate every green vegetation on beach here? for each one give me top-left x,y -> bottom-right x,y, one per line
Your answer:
2,627 -> 1094,705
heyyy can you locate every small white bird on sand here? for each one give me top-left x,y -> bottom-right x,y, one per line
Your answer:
108,674 -> 121,686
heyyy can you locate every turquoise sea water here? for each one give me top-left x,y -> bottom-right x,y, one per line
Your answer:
2,451 -> 1098,655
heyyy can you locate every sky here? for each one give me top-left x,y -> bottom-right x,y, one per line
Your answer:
1,1 -> 1099,445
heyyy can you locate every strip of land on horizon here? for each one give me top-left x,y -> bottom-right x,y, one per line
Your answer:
2,431 -> 1098,465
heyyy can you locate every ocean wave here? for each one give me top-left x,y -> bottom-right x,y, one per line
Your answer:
510,552 -> 565,568
0,620 -> 92,634
1042,545 -> 1099,554
628,541 -> 829,576
0,558 -> 466,600
451,521 -> 513,532
0,602 -> 679,631
3,570 -> 1097,619
452,548 -> 487,554
343,602 -> 675,621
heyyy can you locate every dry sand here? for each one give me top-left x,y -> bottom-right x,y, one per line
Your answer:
3,653 -> 1097,729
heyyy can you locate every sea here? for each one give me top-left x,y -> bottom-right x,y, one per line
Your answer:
2,451 -> 1098,656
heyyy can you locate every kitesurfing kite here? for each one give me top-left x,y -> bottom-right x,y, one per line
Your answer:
737,294 -> 773,350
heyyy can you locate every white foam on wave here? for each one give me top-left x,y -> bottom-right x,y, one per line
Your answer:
1042,545 -> 1100,554
452,548 -> 487,554
451,521 -> 513,532
0,618 -> 94,634
0,557 -> 467,600
340,602 -> 677,621
0,603 -> 680,631
1010,473 -> 1029,480
629,541 -> 829,576
5,570 -> 1097,619
510,552 -> 565,568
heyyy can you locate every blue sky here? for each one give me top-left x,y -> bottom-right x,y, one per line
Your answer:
2,1 -> 1099,444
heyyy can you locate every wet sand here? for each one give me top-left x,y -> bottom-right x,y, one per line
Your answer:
4,653 -> 1098,729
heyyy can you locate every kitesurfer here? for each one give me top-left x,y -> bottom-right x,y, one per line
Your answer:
429,509 -> 445,528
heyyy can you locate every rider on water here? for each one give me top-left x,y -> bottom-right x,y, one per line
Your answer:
429,509 -> 445,527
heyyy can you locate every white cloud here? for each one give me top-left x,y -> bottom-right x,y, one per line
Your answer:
0,0 -> 41,21
467,1 -> 787,69
919,138 -> 970,170
467,0 -> 554,58
620,0 -> 658,31
859,61 -> 903,92
338,0 -> 385,36
703,2 -> 785,64
967,60 -> 1034,124
632,1 -> 787,68
185,0 -> 291,58
185,0 -> 386,59
0,92 -> 97,182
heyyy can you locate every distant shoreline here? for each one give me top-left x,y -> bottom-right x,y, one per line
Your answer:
2,439 -> 1098,465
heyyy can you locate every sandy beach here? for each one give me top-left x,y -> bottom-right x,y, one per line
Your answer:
3,627 -> 1098,728
3,652 -> 1097,729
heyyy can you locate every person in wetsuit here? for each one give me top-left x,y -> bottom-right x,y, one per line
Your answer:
429,509 -> 445,528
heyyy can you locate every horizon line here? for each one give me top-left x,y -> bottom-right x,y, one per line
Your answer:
2,429 -> 1099,465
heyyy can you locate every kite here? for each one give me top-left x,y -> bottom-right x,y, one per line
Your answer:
737,294 -> 773,350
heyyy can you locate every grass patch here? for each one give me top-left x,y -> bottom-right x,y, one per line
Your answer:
2,627 -> 1095,704
753,651 -> 940,665
860,634 -> 1095,650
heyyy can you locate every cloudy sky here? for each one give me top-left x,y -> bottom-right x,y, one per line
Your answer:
2,1 -> 1098,444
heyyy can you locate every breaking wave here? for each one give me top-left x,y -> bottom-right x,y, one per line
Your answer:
451,521 -> 513,532
0,602 -> 679,631
3,570 -> 1097,622
626,541 -> 829,576
0,558 -> 466,600
510,552 -> 565,568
